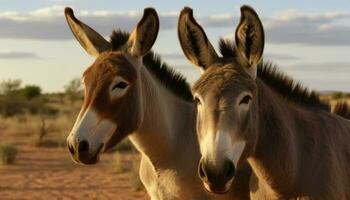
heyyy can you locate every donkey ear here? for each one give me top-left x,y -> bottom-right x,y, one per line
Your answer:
127,8 -> 159,57
235,5 -> 264,79
64,7 -> 110,57
178,7 -> 219,71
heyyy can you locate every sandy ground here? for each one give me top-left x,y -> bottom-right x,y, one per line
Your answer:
0,135 -> 149,200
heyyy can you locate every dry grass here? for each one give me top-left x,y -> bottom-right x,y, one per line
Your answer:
111,152 -> 129,173
0,98 -> 82,148
0,113 -> 76,147
0,142 -> 18,165
110,152 -> 144,191
128,158 -> 144,191
0,114 -> 40,136
320,95 -> 350,109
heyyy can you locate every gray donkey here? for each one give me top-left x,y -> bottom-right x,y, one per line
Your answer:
178,5 -> 350,200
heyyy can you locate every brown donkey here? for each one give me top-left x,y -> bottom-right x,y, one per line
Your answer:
178,5 -> 350,200
64,7 -> 251,200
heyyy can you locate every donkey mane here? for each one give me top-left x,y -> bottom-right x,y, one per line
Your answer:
219,38 -> 330,112
333,101 -> 350,119
110,30 -> 193,101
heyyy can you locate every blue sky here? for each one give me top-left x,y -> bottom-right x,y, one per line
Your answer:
0,0 -> 350,92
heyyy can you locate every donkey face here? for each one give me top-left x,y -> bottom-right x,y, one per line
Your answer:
65,7 -> 159,165
178,6 -> 264,193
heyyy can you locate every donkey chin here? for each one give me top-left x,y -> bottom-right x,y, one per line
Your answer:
203,178 -> 234,194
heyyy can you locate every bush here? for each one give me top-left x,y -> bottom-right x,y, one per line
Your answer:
30,112 -> 61,147
332,92 -> 343,100
21,85 -> 42,100
0,142 -> 18,165
0,80 -> 49,117
0,94 -> 26,117
64,78 -> 83,103
0,79 -> 21,95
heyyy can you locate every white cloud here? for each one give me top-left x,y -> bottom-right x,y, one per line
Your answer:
0,6 -> 143,40
284,62 -> 350,92
0,51 -> 38,59
0,6 -> 350,46
264,53 -> 300,60
29,5 -> 64,17
263,10 -> 350,46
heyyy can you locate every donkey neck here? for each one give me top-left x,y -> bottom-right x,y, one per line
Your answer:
248,79 -> 320,198
129,66 -> 197,168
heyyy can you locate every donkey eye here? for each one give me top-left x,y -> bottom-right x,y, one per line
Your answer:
112,81 -> 128,90
239,95 -> 252,105
194,97 -> 201,105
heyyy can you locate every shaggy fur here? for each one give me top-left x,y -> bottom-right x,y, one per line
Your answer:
178,5 -> 350,199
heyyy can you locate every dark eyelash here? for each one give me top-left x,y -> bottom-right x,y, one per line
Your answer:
112,81 -> 128,90
239,95 -> 252,105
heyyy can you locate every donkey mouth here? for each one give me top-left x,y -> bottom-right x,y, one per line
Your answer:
203,182 -> 231,194
78,143 -> 104,165
103,130 -> 125,153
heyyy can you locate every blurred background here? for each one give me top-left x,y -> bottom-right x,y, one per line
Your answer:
0,0 -> 349,199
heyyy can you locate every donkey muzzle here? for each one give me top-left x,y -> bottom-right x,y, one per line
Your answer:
198,159 -> 235,193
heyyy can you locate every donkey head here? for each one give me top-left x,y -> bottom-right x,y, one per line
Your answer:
178,6 -> 264,193
65,7 -> 159,165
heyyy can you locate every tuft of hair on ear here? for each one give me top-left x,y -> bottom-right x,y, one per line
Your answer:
235,5 -> 264,66
110,29 -> 130,51
178,7 -> 202,66
219,38 -> 237,58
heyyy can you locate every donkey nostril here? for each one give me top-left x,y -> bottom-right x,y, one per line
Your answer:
78,140 -> 89,154
224,161 -> 235,180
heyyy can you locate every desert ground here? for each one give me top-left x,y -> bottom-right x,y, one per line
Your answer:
0,132 -> 148,200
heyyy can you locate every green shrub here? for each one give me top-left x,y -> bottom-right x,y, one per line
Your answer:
0,142 -> 18,165
0,94 -> 26,117
64,78 -> 83,103
0,79 -> 21,95
20,85 -> 42,100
